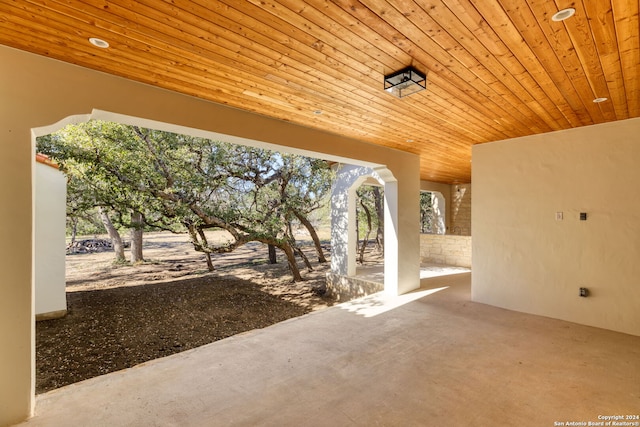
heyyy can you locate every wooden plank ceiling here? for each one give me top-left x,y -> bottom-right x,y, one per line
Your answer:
1,0 -> 638,183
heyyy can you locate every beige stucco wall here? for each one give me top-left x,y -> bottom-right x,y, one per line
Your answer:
0,45 -> 421,424
34,161 -> 67,319
472,118 -> 640,337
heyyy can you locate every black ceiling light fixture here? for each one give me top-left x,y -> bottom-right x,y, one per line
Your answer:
384,66 -> 427,98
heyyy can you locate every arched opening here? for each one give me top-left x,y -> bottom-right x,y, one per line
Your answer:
31,111 -> 405,390
327,164 -> 400,300
420,190 -> 446,235
1,47 -> 420,424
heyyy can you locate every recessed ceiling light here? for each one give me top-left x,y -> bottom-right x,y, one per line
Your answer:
552,8 -> 576,22
593,97 -> 608,103
406,139 -> 414,143
313,110 -> 323,115
88,37 -> 109,48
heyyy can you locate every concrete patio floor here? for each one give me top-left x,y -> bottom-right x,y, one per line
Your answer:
18,273 -> 640,426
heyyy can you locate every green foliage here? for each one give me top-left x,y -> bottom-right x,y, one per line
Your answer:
420,191 -> 435,233
66,209 -> 103,237
37,121 -> 334,276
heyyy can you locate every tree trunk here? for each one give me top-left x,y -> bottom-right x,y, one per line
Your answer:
130,210 -> 144,263
285,220 -> 311,272
197,228 -> 215,271
355,210 -> 359,250
67,217 -> 78,253
268,244 -> 277,264
358,198 -> 372,264
373,187 -> 384,252
280,242 -> 303,281
70,217 -> 78,244
293,210 -> 327,263
203,252 -> 214,271
184,224 -> 215,271
98,206 -> 125,262
293,244 -> 313,271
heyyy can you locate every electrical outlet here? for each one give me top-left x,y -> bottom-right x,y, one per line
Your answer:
555,212 -> 563,221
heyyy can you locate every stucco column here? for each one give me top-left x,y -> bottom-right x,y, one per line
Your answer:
330,174 -> 349,276
382,180 -> 400,295
330,164 -> 417,296
35,159 -> 67,319
0,129 -> 34,423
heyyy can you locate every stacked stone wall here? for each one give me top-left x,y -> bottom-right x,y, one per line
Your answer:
420,234 -> 471,268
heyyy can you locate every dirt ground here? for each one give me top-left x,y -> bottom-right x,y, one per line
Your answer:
36,231 -> 339,394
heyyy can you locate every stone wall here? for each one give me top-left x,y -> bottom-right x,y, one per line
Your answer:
420,234 -> 472,268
